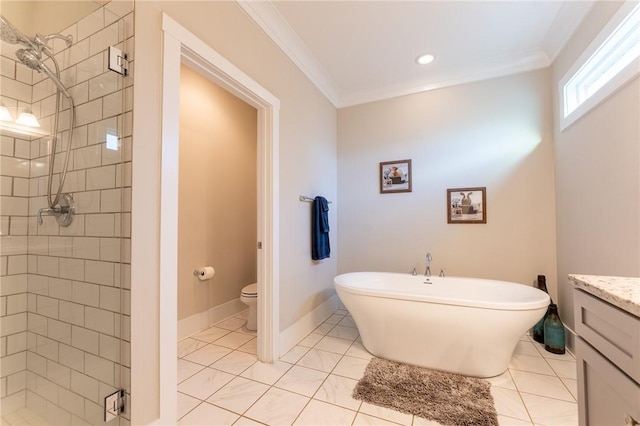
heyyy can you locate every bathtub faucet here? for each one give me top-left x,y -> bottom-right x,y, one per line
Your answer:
439,268 -> 446,277
425,253 -> 432,277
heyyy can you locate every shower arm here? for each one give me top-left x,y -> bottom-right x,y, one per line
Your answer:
35,33 -> 73,50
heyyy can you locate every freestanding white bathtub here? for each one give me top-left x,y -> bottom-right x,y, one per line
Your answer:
334,272 -> 550,378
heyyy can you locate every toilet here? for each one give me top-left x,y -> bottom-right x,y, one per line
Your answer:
240,283 -> 258,331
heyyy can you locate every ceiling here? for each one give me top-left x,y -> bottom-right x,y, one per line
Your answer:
238,1 -> 594,108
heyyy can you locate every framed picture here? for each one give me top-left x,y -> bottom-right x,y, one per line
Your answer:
380,159 -> 412,193
447,187 -> 486,223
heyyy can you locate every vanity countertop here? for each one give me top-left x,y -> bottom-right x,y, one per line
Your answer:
570,274 -> 640,317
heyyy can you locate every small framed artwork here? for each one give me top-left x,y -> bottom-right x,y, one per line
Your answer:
380,159 -> 412,194
447,187 -> 486,224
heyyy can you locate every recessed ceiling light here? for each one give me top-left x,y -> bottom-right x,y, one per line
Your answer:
416,53 -> 435,65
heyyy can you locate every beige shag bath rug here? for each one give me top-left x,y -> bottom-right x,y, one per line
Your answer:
353,357 -> 498,426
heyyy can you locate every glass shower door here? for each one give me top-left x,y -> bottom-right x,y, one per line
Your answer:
0,1 -> 133,424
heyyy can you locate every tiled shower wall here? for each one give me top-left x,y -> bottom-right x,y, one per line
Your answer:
0,2 -> 133,424
0,40 -> 32,418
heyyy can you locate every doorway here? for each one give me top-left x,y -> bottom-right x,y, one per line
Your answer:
158,14 -> 280,422
177,64 -> 258,337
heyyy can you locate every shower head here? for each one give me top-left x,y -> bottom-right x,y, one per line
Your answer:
0,15 -> 20,44
15,48 -> 42,71
15,49 -> 71,98
0,15 -> 34,47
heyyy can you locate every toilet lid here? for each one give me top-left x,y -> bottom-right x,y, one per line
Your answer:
242,283 -> 257,297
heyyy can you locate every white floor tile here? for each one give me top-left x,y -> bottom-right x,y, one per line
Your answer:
520,393 -> 578,425
359,401 -> 413,425
178,401 -> 239,426
233,417 -> 264,426
533,342 -> 575,361
297,348 -> 342,372
352,412 -> 404,426
497,415 -> 534,425
215,317 -> 247,331
324,313 -> 345,325
332,355 -> 369,380
177,392 -> 201,419
490,387 -> 530,421
207,376 -> 269,415
244,387 -> 309,426
313,374 -> 361,411
211,351 -> 257,375
337,316 -> 357,328
275,365 -> 328,397
513,340 -> 542,357
560,378 -> 578,401
298,333 -> 323,348
281,345 -> 311,364
345,341 -> 373,360
314,335 -> 353,354
293,399 -> 356,426
486,370 -> 517,390
508,354 -> 555,375
184,344 -> 233,366
178,367 -> 236,400
214,332 -> 255,349
191,326 -> 231,343
236,326 -> 258,337
412,416 -> 445,425
178,358 -> 206,383
313,323 -> 335,335
234,310 -> 249,320
178,338 -> 208,358
326,325 -> 359,341
237,338 -> 257,355
511,370 -> 574,402
173,308 -> 580,426
240,360 -> 292,385
546,359 -> 577,380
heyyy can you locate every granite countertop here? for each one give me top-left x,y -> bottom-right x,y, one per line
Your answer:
570,274 -> 640,317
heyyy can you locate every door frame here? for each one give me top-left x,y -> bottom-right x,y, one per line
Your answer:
159,13 -> 280,422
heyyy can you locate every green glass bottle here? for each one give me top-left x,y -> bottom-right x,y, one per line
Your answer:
532,275 -> 551,343
544,304 -> 566,354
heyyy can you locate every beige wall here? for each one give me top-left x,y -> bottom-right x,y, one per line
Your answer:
0,1 -> 106,36
178,65 -> 257,321
552,1 -> 640,333
338,70 -> 558,297
132,2 -> 337,422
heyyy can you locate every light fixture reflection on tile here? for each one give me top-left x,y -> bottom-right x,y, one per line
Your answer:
0,105 -> 13,122
15,110 -> 40,127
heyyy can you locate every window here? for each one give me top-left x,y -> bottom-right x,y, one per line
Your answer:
560,1 -> 640,130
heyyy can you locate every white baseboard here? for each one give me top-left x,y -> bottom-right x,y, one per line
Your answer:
178,298 -> 247,340
279,295 -> 338,357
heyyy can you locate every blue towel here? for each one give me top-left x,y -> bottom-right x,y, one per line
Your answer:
312,196 -> 330,260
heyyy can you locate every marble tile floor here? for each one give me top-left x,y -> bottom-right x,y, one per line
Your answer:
177,309 -> 579,426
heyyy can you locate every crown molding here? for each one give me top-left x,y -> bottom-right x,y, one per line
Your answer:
236,0 -> 340,106
541,0 -> 596,63
238,0 -> 591,109
337,50 -> 551,108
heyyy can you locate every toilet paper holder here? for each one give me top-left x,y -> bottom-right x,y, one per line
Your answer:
193,266 -> 215,280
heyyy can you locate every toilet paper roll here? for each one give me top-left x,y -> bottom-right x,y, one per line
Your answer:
194,266 -> 215,281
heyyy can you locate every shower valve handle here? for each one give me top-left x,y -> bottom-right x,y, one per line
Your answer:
37,206 -> 60,225
36,194 -> 74,227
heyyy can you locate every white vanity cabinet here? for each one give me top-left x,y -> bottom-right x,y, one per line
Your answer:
572,279 -> 640,426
